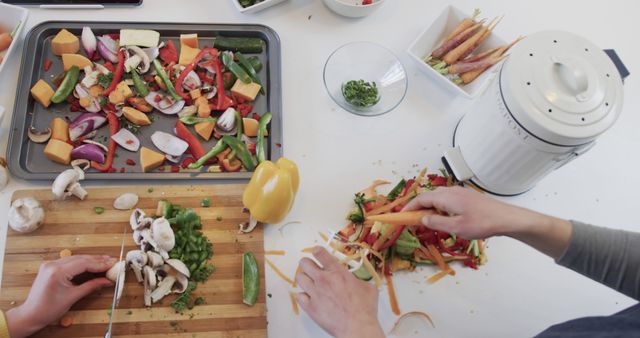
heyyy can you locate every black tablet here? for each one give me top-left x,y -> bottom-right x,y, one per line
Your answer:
2,0 -> 142,7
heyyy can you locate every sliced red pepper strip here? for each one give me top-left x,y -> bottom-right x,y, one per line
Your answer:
175,120 -> 206,160
213,57 -> 229,111
378,225 -> 406,251
103,49 -> 125,96
91,112 -> 119,172
222,158 -> 242,172
175,48 -> 219,100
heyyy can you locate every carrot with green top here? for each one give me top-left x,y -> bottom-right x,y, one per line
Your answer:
445,8 -> 481,41
457,16 -> 503,61
443,24 -> 488,65
459,37 -> 523,83
431,21 -> 484,59
448,54 -> 506,75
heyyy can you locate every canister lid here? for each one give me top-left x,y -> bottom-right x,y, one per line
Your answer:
500,31 -> 624,146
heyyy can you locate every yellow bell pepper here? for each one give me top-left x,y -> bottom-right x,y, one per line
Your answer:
243,157 -> 299,224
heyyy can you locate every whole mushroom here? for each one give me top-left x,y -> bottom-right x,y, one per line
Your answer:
114,193 -> 139,210
151,217 -> 175,252
8,197 -> 45,233
52,167 -> 87,200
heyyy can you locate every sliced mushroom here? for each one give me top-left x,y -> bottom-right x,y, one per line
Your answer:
70,159 -> 91,171
173,273 -> 189,294
150,275 -> 176,303
28,127 -> 52,144
146,251 -> 164,268
130,209 -> 152,230
106,261 -> 126,304
52,167 -> 87,200
126,250 -> 148,283
8,197 -> 45,233
143,265 -> 157,289
126,46 -> 151,73
114,193 -> 139,210
166,259 -> 191,278
151,217 -> 175,252
181,70 -> 202,91
138,228 -> 158,252
215,107 -> 237,135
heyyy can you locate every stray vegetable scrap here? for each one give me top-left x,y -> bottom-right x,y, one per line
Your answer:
326,169 -> 486,316
243,252 -> 260,306
29,27 -> 271,174
424,9 -> 522,85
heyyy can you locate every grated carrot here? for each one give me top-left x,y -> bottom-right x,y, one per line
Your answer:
426,244 -> 452,274
368,192 -> 416,216
385,274 -> 401,316
292,265 -> 302,288
389,311 -> 435,334
289,292 -> 299,316
301,247 -> 315,253
265,250 -> 286,256
265,258 -> 294,286
427,269 -> 452,284
362,253 -> 382,288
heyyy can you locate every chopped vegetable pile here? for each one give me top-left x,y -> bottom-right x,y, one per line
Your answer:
30,27 -> 272,174
332,169 -> 487,313
341,79 -> 380,108
424,9 -> 521,85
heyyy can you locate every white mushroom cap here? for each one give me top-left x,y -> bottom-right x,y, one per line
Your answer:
146,251 -> 164,268
126,250 -> 148,283
173,273 -> 189,294
51,167 -> 87,201
166,259 -> 191,278
143,265 -> 157,289
130,209 -> 151,230
8,197 -> 45,234
114,193 -> 139,210
151,217 -> 175,252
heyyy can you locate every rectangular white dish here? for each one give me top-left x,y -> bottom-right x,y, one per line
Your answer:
407,5 -> 506,99
0,2 -> 29,77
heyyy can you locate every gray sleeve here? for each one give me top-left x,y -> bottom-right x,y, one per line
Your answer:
556,221 -> 640,300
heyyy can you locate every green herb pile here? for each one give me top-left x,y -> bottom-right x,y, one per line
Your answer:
342,79 -> 380,108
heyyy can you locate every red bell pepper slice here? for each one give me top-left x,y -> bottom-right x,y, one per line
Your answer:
378,225 -> 406,251
213,57 -> 229,111
43,58 -> 52,72
428,175 -> 448,187
175,48 -> 219,100
237,103 -> 253,117
221,158 -> 242,172
91,112 -> 119,172
159,40 -> 178,64
102,61 -> 115,72
103,49 -> 125,96
175,121 -> 206,160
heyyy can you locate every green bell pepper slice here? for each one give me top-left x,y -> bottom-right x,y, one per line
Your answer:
221,135 -> 255,171
51,66 -> 80,104
242,252 -> 259,306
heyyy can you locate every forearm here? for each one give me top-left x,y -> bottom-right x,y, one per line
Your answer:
498,206 -> 573,260
5,306 -> 41,338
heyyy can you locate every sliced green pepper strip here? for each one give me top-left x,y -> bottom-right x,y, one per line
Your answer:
179,116 -> 217,125
51,66 -> 80,104
235,52 -> 264,93
188,140 -> 227,169
153,59 -> 181,102
386,179 -> 406,201
131,69 -> 149,97
235,110 -> 243,141
221,135 -> 255,171
248,56 -> 263,72
256,112 -> 272,164
222,52 -> 252,84
242,252 -> 259,306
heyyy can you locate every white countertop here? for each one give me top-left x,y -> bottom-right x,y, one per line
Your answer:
1,1 -> 639,337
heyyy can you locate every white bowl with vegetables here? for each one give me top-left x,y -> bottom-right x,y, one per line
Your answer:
407,6 -> 516,99
322,0 -> 385,18
232,0 -> 288,14
0,2 -> 28,76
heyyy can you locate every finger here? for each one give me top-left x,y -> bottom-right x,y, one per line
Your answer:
70,277 -> 113,301
299,257 -> 322,281
59,255 -> 117,277
295,270 -> 315,296
423,213 -> 461,232
312,247 -> 342,271
403,190 -> 444,212
295,292 -> 311,313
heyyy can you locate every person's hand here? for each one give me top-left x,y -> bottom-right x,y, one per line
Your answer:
295,247 -> 385,338
5,255 -> 116,338
403,186 -> 572,259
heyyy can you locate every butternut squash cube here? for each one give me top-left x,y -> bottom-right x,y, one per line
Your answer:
44,138 -> 73,165
122,107 -> 151,126
30,80 -> 55,108
179,44 -> 201,66
180,34 -> 199,49
140,147 -> 165,172
62,54 -> 92,71
51,29 -> 80,56
50,117 -> 69,142
231,79 -> 261,102
195,122 -> 215,141
242,117 -> 267,137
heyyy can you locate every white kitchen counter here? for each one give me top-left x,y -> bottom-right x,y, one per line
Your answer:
0,1 -> 639,337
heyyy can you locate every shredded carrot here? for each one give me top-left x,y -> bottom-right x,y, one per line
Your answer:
301,247 -> 314,253
317,232 -> 342,251
265,250 -> 286,256
362,253 -> 382,287
385,274 -> 401,316
426,244 -> 451,274
265,258 -> 294,286
292,265 -> 302,288
59,314 -> 73,328
368,192 -> 416,216
427,269 -> 451,284
59,249 -> 72,258
289,292 -> 299,316
389,311 -> 435,334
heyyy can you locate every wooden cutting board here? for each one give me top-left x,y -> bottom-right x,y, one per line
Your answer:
0,185 -> 266,338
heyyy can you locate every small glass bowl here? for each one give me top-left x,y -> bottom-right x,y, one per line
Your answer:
323,41 -> 408,116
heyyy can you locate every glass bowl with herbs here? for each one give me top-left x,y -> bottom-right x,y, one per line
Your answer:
323,41 -> 407,116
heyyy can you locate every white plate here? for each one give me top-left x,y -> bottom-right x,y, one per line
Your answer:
0,3 -> 29,77
231,0 -> 287,14
407,5 -> 506,99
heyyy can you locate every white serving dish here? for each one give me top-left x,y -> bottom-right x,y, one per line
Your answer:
322,0 -> 385,18
0,3 -> 28,77
407,5 -> 506,99
232,0 -> 287,14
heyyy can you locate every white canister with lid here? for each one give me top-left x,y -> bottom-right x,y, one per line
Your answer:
443,31 -> 625,195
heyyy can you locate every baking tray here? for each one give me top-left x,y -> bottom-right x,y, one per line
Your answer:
7,21 -> 282,180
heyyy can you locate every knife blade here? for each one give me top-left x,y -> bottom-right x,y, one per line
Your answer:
105,226 -> 127,338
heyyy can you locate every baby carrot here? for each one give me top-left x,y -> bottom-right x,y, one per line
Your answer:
457,16 -> 503,61
448,54 -> 506,75
431,22 -> 484,59
460,37 -> 523,83
366,210 -> 434,226
0,33 -> 12,52
445,8 -> 481,41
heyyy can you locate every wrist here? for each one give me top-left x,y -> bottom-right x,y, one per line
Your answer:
337,317 -> 384,338
6,305 -> 42,338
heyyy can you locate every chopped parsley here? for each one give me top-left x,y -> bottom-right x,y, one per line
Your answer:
98,73 -> 114,89
342,79 -> 380,108
119,116 -> 142,134
200,198 -> 211,208
94,207 -> 105,214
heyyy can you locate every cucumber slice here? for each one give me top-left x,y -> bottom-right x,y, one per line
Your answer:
352,265 -> 372,281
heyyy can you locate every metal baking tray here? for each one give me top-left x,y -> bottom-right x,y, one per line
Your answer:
7,21 -> 282,180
